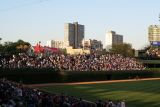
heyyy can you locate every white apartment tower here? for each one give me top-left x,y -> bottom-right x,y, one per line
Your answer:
64,22 -> 84,49
105,31 -> 123,49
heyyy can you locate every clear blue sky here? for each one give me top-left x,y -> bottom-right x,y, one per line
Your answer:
0,0 -> 160,49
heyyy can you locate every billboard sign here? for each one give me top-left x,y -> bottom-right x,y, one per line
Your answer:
151,41 -> 160,46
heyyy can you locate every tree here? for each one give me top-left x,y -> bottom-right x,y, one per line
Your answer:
109,43 -> 135,57
0,39 -> 31,55
15,39 -> 31,53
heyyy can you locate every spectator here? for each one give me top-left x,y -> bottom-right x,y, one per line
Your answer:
0,79 -> 128,107
121,100 -> 126,107
0,53 -> 145,71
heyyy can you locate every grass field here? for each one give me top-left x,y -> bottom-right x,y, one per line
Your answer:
139,60 -> 160,64
37,80 -> 160,107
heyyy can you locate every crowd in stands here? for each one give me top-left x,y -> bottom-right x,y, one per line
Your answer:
0,78 -> 126,107
0,53 -> 145,71
146,48 -> 160,58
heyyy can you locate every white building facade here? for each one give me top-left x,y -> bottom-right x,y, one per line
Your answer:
105,31 -> 123,49
148,25 -> 160,46
46,40 -> 64,49
83,39 -> 103,51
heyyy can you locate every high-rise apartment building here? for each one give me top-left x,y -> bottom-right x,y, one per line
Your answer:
105,31 -> 123,49
64,22 -> 84,49
148,25 -> 160,46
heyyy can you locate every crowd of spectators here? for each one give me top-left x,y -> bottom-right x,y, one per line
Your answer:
0,53 -> 145,71
146,48 -> 160,58
0,78 -> 126,107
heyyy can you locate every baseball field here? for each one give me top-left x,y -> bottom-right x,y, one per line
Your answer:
33,79 -> 160,107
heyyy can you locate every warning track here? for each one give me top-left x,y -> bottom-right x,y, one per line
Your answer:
28,78 -> 160,87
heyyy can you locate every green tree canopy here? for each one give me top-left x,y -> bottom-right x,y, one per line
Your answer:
0,39 -> 31,55
109,43 -> 135,57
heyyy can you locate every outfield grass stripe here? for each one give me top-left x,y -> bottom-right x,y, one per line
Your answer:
38,80 -> 160,107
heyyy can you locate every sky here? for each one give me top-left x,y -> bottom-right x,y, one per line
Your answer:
0,0 -> 160,49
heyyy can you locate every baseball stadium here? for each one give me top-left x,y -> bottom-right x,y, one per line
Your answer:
0,39 -> 160,107
1,1 -> 160,106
